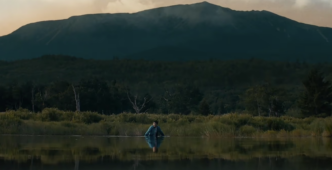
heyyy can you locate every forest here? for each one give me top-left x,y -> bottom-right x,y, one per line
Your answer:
0,55 -> 332,118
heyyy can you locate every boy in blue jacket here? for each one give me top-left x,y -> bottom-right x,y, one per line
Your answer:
145,121 -> 164,137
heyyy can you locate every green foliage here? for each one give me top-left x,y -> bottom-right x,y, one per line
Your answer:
118,113 -> 153,124
243,84 -> 286,116
163,85 -> 203,114
100,121 -> 113,135
37,108 -> 103,124
60,121 -> 78,128
239,125 -> 257,136
249,117 -> 294,131
6,108 -> 34,120
0,110 -> 331,137
39,108 -> 66,121
2,57 -> 332,117
199,100 -> 211,116
299,69 -> 332,117
76,112 -> 104,124
0,113 -> 22,133
309,118 -> 332,135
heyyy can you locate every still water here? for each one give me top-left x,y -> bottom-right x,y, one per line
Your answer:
0,136 -> 331,170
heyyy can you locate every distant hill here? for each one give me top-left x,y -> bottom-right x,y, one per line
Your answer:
0,2 -> 331,61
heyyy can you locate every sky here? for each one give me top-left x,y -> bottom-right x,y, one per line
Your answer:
0,0 -> 332,36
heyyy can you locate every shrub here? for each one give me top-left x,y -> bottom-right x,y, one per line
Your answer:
310,118 -> 332,136
166,114 -> 181,123
0,110 -> 332,137
0,113 -> 22,133
322,130 -> 331,137
100,121 -> 113,135
61,121 -> 77,128
135,114 -> 153,124
310,118 -> 326,134
176,117 -> 190,125
217,114 -> 252,129
239,125 -> 257,137
7,108 -> 34,120
39,108 -> 64,121
118,113 -> 137,123
290,129 -> 310,137
277,129 -> 289,137
61,111 -> 75,121
249,117 -> 294,131
202,122 -> 236,137
76,112 -> 104,124
261,130 -> 278,138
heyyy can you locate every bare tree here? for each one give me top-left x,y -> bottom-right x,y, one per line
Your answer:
162,90 -> 175,103
31,86 -> 35,113
38,88 -> 48,109
256,98 -> 261,117
127,91 -> 152,114
72,84 -> 80,112
162,90 -> 175,114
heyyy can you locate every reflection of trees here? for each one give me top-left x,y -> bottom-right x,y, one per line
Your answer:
30,156 -> 34,170
0,137 -> 331,165
74,155 -> 79,170
132,158 -> 139,170
131,154 -> 146,170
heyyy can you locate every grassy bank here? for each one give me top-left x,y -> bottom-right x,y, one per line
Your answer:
1,108 -> 332,137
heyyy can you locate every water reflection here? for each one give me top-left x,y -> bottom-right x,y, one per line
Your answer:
0,136 -> 331,170
145,136 -> 164,153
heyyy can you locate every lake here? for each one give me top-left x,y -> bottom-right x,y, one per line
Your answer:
0,136 -> 331,170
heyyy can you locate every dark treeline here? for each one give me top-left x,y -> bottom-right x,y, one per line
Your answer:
0,55 -> 332,117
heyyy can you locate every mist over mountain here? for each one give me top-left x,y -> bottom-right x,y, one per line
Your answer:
0,2 -> 331,61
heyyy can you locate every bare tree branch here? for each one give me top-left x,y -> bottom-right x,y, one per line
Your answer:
127,91 -> 152,114
72,84 -> 80,112
31,85 -> 35,113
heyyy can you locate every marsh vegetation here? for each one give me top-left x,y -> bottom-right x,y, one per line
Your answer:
1,109 -> 331,137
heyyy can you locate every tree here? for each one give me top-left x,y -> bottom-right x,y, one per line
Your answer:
243,85 -> 266,116
45,81 -> 76,111
72,84 -> 80,112
298,69 -> 332,117
199,100 -> 211,116
164,85 -> 203,115
79,78 -> 111,114
127,91 -> 153,114
243,84 -> 285,117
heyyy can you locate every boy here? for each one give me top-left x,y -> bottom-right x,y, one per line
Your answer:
144,121 -> 164,137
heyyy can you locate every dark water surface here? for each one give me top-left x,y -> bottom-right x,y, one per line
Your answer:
0,136 -> 331,170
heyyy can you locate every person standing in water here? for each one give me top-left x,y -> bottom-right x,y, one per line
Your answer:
145,121 -> 164,137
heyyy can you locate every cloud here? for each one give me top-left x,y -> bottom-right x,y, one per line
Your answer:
103,0 -> 154,13
294,0 -> 310,8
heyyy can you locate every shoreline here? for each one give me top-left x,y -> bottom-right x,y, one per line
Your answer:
0,109 -> 331,137
0,134 -> 329,138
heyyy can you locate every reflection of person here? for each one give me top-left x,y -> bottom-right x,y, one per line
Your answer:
144,121 -> 164,137
145,136 -> 164,153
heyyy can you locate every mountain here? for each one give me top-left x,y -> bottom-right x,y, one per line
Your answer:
0,1 -> 332,61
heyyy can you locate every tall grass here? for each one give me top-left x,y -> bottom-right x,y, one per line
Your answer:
0,108 -> 331,137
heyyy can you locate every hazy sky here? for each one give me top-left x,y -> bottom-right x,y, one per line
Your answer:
1,0 -> 332,36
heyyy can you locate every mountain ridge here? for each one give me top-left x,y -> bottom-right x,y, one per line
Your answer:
0,2 -> 331,61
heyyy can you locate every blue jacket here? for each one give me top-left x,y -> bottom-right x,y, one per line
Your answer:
144,125 -> 164,136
